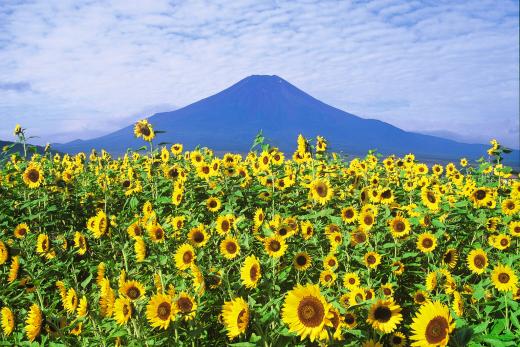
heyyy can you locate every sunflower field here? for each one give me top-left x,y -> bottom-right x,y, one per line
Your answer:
0,121 -> 519,347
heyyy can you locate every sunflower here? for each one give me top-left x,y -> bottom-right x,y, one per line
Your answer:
134,236 -> 146,262
220,236 -> 240,260
70,322 -> 82,336
147,224 -> 165,243
1,307 -> 14,336
309,178 -> 333,205
362,339 -> 383,347
14,223 -> 29,238
114,297 -> 132,325
8,256 -> 20,283
240,255 -> 261,289
381,283 -> 394,297
421,188 -> 440,211
293,252 -> 312,271
350,229 -> 368,246
174,243 -> 196,271
215,215 -> 233,235
264,235 -> 287,258
388,214 -> 410,238
413,290 -> 429,305
206,197 -> 221,212
367,299 -> 402,333
470,187 -> 491,207
323,253 -> 338,270
392,261 -> 405,275
343,272 -> 360,290
171,143 -> 183,155
281,283 -> 332,342
25,304 -> 42,342
347,287 -> 366,306
467,249 -> 488,274
254,208 -> 265,227
417,233 -> 437,253
442,248 -> 458,269
319,270 -> 337,287
92,211 -> 109,238
175,292 -> 197,321
65,288 -> 78,314
389,332 -> 407,347
410,301 -> 454,346
74,232 -> 87,255
146,293 -> 176,330
76,295 -> 88,317
379,187 -> 394,204
133,119 -> 155,141
23,163 -> 44,188
344,312 -> 357,329
364,251 -> 382,269
491,264 -> 518,292
120,280 -> 146,301
0,241 -> 8,265
452,291 -> 463,316
341,207 -> 358,224
222,297 -> 249,339
36,233 -> 50,255
188,225 -> 209,247
509,220 -> 520,237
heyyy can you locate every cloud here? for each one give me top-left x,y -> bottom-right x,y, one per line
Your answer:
0,0 -> 518,148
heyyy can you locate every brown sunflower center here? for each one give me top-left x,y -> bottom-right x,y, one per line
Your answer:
18,228 -> 27,236
225,241 -> 237,254
221,220 -> 230,231
209,200 -> 217,208
278,227 -> 287,236
237,308 -> 248,328
177,297 -> 193,313
364,215 -> 374,225
425,316 -> 448,344
139,124 -> 151,137
475,190 -> 486,200
154,228 -> 163,239
392,336 -> 402,344
27,169 -> 40,182
297,296 -> 325,327
427,192 -> 436,203
296,255 -> 307,266
122,304 -> 130,316
328,259 -> 336,267
381,190 -> 391,199
269,240 -> 281,252
354,232 -> 366,243
348,278 -> 356,285
473,255 -> 486,268
383,288 -> 392,296
193,231 -> 204,243
374,306 -> 392,322
498,272 -> 510,283
122,180 -> 131,188
506,201 -> 515,210
500,238 -> 508,246
422,238 -> 433,248
394,221 -> 405,232
157,302 -> 171,320
367,254 -> 376,264
344,209 -> 354,218
249,264 -> 259,282
444,252 -> 453,263
182,251 -> 193,264
345,314 -> 355,325
415,293 -> 426,303
315,183 -> 327,197
127,287 -> 140,299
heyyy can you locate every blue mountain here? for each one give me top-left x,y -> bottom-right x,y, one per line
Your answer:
54,75 -> 519,166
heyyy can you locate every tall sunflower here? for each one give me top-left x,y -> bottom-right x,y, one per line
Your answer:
491,264 -> 517,292
64,288 -> 78,314
417,233 -> 437,253
14,223 -> 29,239
147,224 -> 165,243
188,225 -> 209,248
367,299 -> 402,333
388,214 -> 410,238
25,304 -> 42,342
240,255 -> 261,289
222,297 -> 249,339
341,206 -> 358,224
133,119 -> 155,141
442,249 -> 458,269
410,301 -> 454,346
364,251 -> 382,269
22,163 -> 44,188
281,284 -> 332,342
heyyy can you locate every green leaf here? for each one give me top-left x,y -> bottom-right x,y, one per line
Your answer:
451,327 -> 474,347
80,273 -> 93,288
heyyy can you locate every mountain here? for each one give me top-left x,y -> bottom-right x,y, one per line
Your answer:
54,75 -> 519,166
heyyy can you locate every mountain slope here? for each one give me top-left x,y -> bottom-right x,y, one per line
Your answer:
54,75 -> 519,165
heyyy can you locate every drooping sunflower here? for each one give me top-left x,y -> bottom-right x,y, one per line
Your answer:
113,297 -> 132,325
417,233 -> 437,253
240,255 -> 261,289
14,223 -> 30,239
23,163 -> 44,188
222,297 -> 249,339
1,307 -> 14,336
343,272 -> 360,290
367,299 -> 402,333
281,283 -> 332,342
309,178 -> 333,205
364,251 -> 382,269
120,280 -> 146,301
175,292 -> 197,321
133,119 -> 155,141
491,264 -> 518,292
388,214 -> 410,238
188,225 -> 209,248
146,293 -> 175,330
467,249 -> 488,274
341,206 -> 358,224
220,236 -> 240,260
174,243 -> 196,271
293,252 -> 312,271
410,301 -> 454,347
77,295 -> 88,317
263,235 -> 287,258
442,248 -> 458,269
25,304 -> 42,342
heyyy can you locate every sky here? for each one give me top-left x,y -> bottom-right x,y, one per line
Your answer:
0,0 -> 518,148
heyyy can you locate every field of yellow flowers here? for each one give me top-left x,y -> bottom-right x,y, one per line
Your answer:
0,120 -> 519,346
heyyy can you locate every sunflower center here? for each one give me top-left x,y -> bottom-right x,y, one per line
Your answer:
297,296 -> 325,327
155,229 -> 163,239
225,241 -> 237,254
250,264 -> 259,282
315,183 -> 327,197
278,227 -> 287,236
367,255 -> 376,264
506,201 -> 515,210
269,240 -> 281,252
374,306 -> 392,322
42,238 -> 49,251
383,288 -> 392,296
475,190 -> 486,200
392,336 -> 402,344
123,304 -> 130,316
425,316 -> 448,344
515,226 -> 520,234
296,255 -> 307,266
415,293 -> 425,303
324,274 -> 332,282
427,192 -> 436,203
177,297 -> 193,313
422,238 -> 433,248
127,287 -> 140,299
394,221 -> 405,232
328,259 -> 336,267
381,190 -> 391,199
157,302 -> 171,320
139,124 -> 151,137
193,231 -> 204,243
344,209 -> 354,218
27,169 -> 40,182
122,180 -> 131,188
345,314 -> 355,324
473,255 -> 485,268
182,251 -> 193,264
354,232 -> 366,243
209,200 -> 217,208
237,308 -> 248,328
18,228 -> 27,236
364,215 -> 373,225
348,278 -> 356,284
221,220 -> 230,231
498,273 -> 510,283
500,238 -> 508,246
444,252 -> 453,263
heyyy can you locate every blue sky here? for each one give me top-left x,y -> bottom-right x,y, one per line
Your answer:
0,0 -> 518,148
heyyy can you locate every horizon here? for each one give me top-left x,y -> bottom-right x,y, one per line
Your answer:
0,0 -> 519,149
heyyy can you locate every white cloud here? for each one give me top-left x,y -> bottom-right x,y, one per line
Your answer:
0,0 -> 518,148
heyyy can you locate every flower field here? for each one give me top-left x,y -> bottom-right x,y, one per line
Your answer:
0,121 -> 519,346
